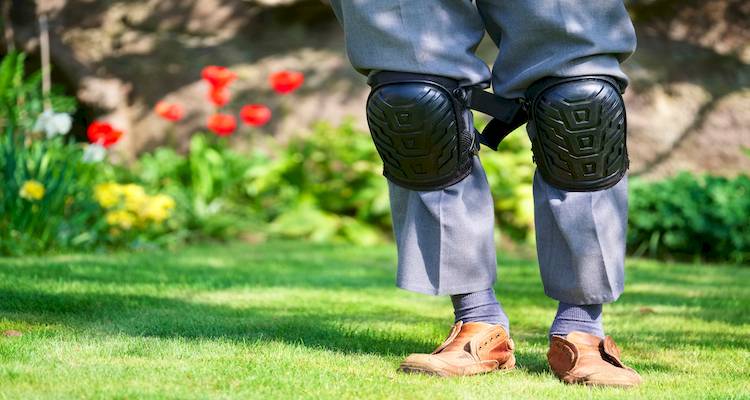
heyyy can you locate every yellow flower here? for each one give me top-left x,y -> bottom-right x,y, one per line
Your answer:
19,180 -> 45,201
105,209 -> 136,230
94,182 -> 123,209
139,194 -> 176,223
122,184 -> 147,212
97,182 -> 175,228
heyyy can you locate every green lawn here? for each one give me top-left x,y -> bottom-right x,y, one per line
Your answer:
0,241 -> 748,399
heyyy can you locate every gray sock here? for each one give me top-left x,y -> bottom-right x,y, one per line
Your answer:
549,302 -> 604,338
450,288 -> 510,333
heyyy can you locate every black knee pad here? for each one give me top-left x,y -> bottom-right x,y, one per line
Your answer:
366,72 -> 478,191
526,76 -> 628,191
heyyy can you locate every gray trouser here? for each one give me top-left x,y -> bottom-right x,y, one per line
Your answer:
330,0 -> 637,304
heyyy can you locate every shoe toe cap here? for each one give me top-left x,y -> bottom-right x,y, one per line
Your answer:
402,353 -> 456,367
585,368 -> 643,387
399,353 -> 449,375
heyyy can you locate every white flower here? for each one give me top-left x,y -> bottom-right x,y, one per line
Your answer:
82,143 -> 107,163
33,110 -> 73,139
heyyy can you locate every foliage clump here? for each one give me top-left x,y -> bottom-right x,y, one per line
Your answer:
629,173 -> 750,263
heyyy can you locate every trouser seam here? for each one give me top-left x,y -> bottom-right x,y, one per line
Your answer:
590,189 -> 615,297
436,188 -> 445,293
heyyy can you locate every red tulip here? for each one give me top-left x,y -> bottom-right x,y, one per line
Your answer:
208,87 -> 231,107
207,114 -> 237,137
201,66 -> 236,89
87,121 -> 123,148
240,104 -> 272,127
269,70 -> 304,94
155,101 -> 184,122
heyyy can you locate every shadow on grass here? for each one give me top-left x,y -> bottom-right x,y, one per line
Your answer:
0,242 -> 439,356
0,287 -> 437,357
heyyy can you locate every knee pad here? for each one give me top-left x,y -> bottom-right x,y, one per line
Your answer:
366,72 -> 478,191
526,76 -> 628,191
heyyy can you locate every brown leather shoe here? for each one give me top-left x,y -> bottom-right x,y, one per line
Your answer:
548,331 -> 642,387
398,321 -> 515,377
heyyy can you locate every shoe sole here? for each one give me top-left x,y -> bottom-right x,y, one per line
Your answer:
555,370 -> 642,388
581,380 -> 641,388
398,354 -> 516,378
556,375 -> 641,388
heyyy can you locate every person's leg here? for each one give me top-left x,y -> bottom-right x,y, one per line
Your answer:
390,157 -> 510,334
476,0 -> 636,98
548,302 -> 604,338
475,0 -> 641,387
451,288 -> 510,333
330,0 -> 503,301
329,0 -> 514,377
329,1 -> 491,86
534,176 -> 628,336
475,0 -> 635,334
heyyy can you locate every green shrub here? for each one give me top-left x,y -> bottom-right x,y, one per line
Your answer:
122,124 -> 388,246
629,173 -> 750,263
0,127 -> 104,255
243,120 -> 536,245
0,52 -> 182,254
124,134 -> 265,242
0,52 -> 103,255
244,121 -> 390,245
